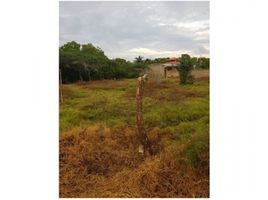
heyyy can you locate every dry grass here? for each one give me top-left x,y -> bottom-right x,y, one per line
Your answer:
123,78 -> 208,102
60,126 -> 209,198
145,79 -> 207,102
60,69 -> 209,197
77,79 -> 133,90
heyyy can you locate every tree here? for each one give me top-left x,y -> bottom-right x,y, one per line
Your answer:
59,41 -> 148,82
134,56 -> 144,63
59,41 -> 82,83
197,57 -> 209,69
59,41 -> 109,83
176,54 -> 194,84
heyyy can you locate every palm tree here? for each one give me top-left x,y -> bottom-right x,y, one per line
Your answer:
134,56 -> 144,63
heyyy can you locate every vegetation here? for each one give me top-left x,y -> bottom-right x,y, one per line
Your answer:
59,41 -> 209,85
59,41 -> 149,83
134,55 -> 144,63
134,56 -> 169,65
176,54 -> 194,84
176,54 -> 210,84
191,57 -> 210,69
60,70 -> 209,197
59,40 -> 210,197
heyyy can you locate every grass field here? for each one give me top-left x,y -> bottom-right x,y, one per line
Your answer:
59,69 -> 209,197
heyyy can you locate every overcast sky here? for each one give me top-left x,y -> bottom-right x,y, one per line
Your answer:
60,1 -> 209,61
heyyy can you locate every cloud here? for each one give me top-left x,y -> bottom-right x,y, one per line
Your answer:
128,48 -> 193,58
158,20 -> 209,32
60,1 -> 209,60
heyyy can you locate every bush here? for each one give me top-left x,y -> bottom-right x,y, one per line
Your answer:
176,54 -> 194,84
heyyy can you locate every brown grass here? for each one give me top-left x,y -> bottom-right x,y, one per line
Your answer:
77,79 -> 128,90
144,79 -> 207,101
123,79 -> 207,102
60,126 -> 209,198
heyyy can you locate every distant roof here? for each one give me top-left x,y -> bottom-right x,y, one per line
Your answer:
167,57 -> 178,61
166,61 -> 178,65
165,58 -> 180,65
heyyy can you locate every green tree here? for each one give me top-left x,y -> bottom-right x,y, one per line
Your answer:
134,56 -> 144,63
176,54 -> 194,84
59,41 -> 110,83
59,41 -> 82,83
197,57 -> 210,69
59,41 -> 148,82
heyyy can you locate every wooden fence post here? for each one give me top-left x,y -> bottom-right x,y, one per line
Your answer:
59,68 -> 63,104
136,74 -> 152,156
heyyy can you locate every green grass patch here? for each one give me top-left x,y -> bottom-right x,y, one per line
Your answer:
60,77 -> 209,168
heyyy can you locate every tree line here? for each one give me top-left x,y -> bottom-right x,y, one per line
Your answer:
191,57 -> 210,69
59,41 -> 209,83
59,41 -> 150,83
134,55 -> 209,69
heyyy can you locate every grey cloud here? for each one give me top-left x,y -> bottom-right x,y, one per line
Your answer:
60,1 -> 209,60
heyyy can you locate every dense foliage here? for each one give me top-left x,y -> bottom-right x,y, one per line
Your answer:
196,57 -> 210,69
134,56 -> 169,64
175,54 -> 209,84
59,41 -> 148,83
59,41 -> 209,84
191,57 -> 210,69
176,54 -> 194,84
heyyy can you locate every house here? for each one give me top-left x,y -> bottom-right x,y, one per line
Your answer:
163,58 -> 180,78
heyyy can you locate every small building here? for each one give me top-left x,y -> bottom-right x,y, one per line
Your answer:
163,58 -> 180,78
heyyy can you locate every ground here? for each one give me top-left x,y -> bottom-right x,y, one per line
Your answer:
59,66 -> 209,198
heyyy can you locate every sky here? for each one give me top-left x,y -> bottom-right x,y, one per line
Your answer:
59,1 -> 209,61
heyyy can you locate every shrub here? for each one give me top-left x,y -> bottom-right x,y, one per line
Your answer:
176,54 -> 194,84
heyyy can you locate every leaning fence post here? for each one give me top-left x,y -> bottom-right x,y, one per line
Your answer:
136,74 -> 152,156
